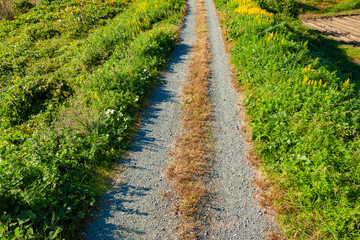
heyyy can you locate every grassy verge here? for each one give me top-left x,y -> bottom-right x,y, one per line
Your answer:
297,0 -> 360,14
166,0 -> 212,238
215,0 -> 360,238
0,0 -> 186,238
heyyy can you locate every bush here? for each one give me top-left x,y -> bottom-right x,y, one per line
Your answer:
11,0 -> 34,14
256,0 -> 299,17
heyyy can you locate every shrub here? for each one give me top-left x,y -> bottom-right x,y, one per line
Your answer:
11,0 -> 34,14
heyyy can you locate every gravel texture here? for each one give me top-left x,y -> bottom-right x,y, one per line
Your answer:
86,0 -> 196,238
204,0 -> 273,238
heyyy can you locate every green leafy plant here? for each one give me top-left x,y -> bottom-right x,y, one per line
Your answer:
0,0 -> 186,238
11,0 -> 34,14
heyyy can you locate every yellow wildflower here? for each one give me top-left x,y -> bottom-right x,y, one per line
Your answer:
303,76 -> 308,84
267,32 -> 274,41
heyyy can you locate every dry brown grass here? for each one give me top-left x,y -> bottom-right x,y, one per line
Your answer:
0,0 -> 14,19
165,0 -> 213,239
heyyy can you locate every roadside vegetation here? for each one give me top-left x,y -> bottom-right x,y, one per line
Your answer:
0,0 -> 186,238
166,0 -> 213,238
297,0 -> 360,14
215,0 -> 360,238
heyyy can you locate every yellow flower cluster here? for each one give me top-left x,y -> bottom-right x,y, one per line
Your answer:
302,64 -> 312,73
302,76 -> 327,87
232,0 -> 273,17
302,64 -> 321,77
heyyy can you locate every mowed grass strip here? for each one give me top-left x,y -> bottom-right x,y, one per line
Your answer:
166,0 -> 213,238
0,0 -> 186,238
215,0 -> 360,239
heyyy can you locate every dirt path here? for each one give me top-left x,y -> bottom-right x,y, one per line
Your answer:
204,0 -> 273,238
86,0 -> 196,238
87,0 -> 274,238
302,15 -> 360,47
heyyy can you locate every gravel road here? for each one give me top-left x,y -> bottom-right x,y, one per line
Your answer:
87,0 -> 274,238
204,0 -> 273,238
86,0 -> 196,238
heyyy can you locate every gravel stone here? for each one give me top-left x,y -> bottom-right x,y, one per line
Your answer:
86,0 -> 196,238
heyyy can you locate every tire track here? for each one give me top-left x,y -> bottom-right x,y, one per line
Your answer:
204,0 -> 273,238
86,0 -> 196,238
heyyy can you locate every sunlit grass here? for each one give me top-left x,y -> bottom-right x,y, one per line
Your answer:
215,0 -> 360,238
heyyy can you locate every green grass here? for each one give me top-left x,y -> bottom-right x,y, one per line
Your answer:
215,0 -> 360,238
0,0 -> 186,238
298,0 -> 360,14
339,45 -> 360,64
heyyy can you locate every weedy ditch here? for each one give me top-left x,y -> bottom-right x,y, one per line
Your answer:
0,0 -> 186,238
215,0 -> 360,238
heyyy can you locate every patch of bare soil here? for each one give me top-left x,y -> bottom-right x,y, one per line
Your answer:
302,14 -> 360,48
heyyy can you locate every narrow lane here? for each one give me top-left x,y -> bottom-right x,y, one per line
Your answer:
86,0 -> 196,238
204,0 -> 273,238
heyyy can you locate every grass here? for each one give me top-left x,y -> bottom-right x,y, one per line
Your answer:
166,0 -> 213,238
298,0 -> 360,14
215,0 -> 360,238
0,0 -> 186,238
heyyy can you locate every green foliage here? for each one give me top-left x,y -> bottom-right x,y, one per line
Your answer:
11,0 -> 35,15
298,0 -> 360,14
215,0 -> 360,238
257,0 -> 299,17
0,0 -> 185,238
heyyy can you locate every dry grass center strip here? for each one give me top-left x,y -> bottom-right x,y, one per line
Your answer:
165,0 -> 212,239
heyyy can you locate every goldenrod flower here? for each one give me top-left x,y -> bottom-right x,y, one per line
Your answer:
303,76 -> 308,84
267,32 -> 274,41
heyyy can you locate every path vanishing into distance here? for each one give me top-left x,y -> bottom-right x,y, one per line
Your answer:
87,0 -> 273,238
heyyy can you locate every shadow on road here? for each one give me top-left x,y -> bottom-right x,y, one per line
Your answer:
86,3 -> 193,238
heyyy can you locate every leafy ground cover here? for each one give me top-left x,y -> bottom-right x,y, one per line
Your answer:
215,0 -> 360,238
297,0 -> 360,14
0,0 -> 186,238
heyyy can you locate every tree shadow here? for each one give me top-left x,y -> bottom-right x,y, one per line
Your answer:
305,28 -> 360,90
298,2 -> 320,14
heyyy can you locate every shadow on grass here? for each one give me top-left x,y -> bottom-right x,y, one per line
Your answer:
298,2 -> 320,14
305,28 -> 360,91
